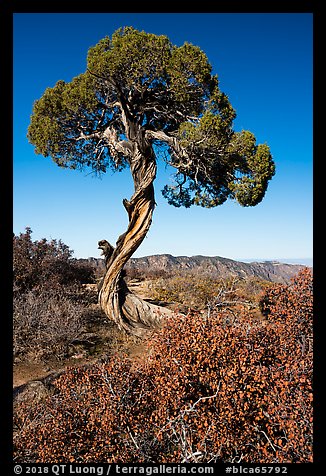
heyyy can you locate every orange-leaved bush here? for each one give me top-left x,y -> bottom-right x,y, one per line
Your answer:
14,269 -> 313,463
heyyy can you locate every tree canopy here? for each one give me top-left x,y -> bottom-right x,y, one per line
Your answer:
28,26 -> 275,209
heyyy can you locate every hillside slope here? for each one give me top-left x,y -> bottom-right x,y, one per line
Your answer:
80,254 -> 309,284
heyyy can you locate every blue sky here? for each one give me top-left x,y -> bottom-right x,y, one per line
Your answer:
13,13 -> 313,263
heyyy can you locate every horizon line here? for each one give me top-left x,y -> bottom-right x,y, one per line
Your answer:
78,254 -> 313,267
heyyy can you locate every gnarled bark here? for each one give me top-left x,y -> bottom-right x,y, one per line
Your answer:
98,135 -> 174,337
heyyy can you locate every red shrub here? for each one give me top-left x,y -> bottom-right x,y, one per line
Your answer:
260,267 -> 313,341
13,227 -> 95,293
14,269 -> 313,463
13,228 -> 95,362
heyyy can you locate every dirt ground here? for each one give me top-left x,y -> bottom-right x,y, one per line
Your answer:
13,355 -> 90,389
13,280 -> 154,391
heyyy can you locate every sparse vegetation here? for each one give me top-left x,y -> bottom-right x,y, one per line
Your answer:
13,286 -> 86,362
13,228 -> 97,363
151,273 -> 273,311
13,246 -> 313,463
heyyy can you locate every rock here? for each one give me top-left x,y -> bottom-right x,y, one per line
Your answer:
13,380 -> 50,404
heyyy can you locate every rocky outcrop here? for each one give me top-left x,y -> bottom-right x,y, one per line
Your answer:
125,255 -> 307,283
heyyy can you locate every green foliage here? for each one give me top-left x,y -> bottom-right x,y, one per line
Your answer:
28,26 -> 275,209
87,28 -> 172,91
227,134 -> 276,206
164,121 -> 274,208
27,74 -> 107,172
168,42 -> 213,106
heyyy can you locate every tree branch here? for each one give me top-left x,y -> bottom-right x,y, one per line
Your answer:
103,126 -> 133,156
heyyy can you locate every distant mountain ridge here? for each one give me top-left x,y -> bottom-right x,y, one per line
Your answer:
126,254 -> 308,283
80,254 -> 310,284
239,258 -> 313,267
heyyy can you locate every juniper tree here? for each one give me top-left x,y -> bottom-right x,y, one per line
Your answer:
28,27 -> 275,336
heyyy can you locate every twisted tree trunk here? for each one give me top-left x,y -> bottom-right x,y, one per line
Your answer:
98,134 -> 174,337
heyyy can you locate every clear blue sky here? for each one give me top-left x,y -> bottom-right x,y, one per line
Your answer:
13,13 -> 313,263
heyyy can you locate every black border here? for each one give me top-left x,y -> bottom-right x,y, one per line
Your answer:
3,2 -> 320,473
